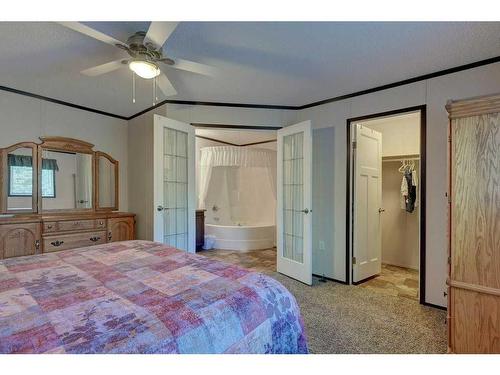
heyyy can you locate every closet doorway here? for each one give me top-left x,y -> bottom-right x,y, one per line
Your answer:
346,106 -> 426,304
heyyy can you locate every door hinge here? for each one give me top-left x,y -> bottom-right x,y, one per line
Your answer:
447,256 -> 451,265
352,141 -> 357,149
352,257 -> 357,265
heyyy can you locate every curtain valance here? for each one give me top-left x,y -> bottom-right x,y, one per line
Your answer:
7,155 -> 59,171
200,146 -> 275,168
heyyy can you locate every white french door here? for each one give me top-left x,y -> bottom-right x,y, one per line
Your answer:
352,123 -> 382,282
153,115 -> 196,252
277,121 -> 312,285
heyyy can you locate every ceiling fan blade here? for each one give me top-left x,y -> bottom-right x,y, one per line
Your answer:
145,22 -> 179,48
58,22 -> 127,47
170,59 -> 216,76
81,59 -> 125,77
157,73 -> 177,97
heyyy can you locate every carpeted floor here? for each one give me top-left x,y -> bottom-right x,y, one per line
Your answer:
200,248 -> 448,354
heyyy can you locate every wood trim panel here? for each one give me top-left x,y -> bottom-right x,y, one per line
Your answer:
446,93 -> 500,119
38,137 -> 95,154
448,279 -> 500,297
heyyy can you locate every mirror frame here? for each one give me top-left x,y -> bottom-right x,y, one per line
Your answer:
0,142 -> 39,214
38,136 -> 95,213
95,151 -> 119,212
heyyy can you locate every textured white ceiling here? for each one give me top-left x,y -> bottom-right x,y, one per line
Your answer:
1,22 -> 500,117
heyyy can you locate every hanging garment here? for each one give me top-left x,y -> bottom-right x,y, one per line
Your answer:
404,170 -> 416,213
411,169 -> 419,208
400,174 -> 408,210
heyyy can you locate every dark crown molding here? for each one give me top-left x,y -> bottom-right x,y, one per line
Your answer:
0,85 -> 128,120
1,55 -> 499,121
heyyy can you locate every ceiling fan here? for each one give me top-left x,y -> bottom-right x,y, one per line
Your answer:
58,22 -> 215,102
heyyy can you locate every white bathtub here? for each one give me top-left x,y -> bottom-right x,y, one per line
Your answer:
205,223 -> 276,251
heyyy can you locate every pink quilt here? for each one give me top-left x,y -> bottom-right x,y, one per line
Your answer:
0,240 -> 307,354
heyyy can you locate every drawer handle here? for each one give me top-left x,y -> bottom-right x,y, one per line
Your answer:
73,222 -> 81,226
50,240 -> 64,247
90,236 -> 101,242
47,224 -> 53,229
99,221 -> 104,226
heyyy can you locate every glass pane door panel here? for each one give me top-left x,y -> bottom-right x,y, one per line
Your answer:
282,132 -> 304,263
163,127 -> 189,250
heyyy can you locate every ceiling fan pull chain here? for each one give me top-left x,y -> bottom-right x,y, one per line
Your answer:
155,76 -> 158,102
152,76 -> 156,105
132,72 -> 136,103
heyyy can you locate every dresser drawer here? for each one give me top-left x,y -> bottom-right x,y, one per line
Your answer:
43,221 -> 58,233
57,219 -> 95,232
95,218 -> 107,229
43,231 -> 107,253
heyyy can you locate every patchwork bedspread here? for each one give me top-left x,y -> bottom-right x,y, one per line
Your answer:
0,240 -> 307,354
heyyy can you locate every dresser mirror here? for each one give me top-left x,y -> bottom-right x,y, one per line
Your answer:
0,137 -> 122,214
40,149 -> 93,211
1,143 -> 38,213
95,151 -> 118,211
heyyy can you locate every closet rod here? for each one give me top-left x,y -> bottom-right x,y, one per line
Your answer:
382,154 -> 420,162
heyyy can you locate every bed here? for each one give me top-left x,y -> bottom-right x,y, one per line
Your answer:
0,240 -> 307,354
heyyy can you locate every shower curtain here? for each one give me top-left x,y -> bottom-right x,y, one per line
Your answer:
198,146 -> 277,209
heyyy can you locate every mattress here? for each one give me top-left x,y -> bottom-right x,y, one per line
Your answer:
0,240 -> 307,354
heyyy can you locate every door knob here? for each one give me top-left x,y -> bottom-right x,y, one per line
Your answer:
157,205 -> 165,212
378,208 -> 385,213
301,208 -> 311,214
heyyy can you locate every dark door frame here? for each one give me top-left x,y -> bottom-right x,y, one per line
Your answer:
346,105 -> 427,305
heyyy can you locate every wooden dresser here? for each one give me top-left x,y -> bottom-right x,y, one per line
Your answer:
0,136 -> 136,260
0,212 -> 135,259
446,94 -> 500,353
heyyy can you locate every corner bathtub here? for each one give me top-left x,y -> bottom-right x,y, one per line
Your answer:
205,223 -> 276,251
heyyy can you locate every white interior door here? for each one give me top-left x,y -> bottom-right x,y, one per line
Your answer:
277,121 -> 312,285
352,124 -> 382,282
153,115 -> 196,252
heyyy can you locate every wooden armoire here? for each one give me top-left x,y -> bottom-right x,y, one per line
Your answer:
446,94 -> 500,353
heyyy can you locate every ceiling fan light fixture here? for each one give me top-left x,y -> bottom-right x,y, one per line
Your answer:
128,60 -> 160,79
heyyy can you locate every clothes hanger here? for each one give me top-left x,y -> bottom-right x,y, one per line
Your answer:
398,161 -> 406,173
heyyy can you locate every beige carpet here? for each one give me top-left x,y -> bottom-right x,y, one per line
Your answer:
200,248 -> 447,354
269,273 -> 447,353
